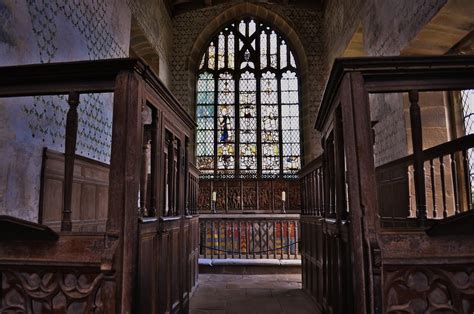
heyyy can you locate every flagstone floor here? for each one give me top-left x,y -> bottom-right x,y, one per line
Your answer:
190,273 -> 317,314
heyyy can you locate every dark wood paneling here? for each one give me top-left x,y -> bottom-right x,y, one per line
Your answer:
0,58 -> 198,313
137,216 -> 199,314
40,149 -> 109,232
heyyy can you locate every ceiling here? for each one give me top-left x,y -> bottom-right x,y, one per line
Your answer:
165,0 -> 323,16
401,0 -> 474,55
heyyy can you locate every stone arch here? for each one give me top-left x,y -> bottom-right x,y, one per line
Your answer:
185,2 -> 309,118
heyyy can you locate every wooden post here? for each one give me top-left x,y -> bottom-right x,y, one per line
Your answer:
149,109 -> 158,217
107,71 -> 143,312
409,90 -> 427,223
61,91 -> 80,232
139,126 -> 151,217
334,107 -> 347,221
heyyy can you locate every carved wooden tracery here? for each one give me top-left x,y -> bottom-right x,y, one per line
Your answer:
1,270 -> 105,313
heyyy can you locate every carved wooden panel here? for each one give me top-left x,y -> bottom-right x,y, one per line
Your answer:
227,180 -> 241,211
198,180 -> 211,211
259,181 -> 273,212
289,181 -> 301,211
242,180 -> 257,211
300,216 -> 352,313
198,179 -> 300,213
273,180 -> 286,212
384,265 -> 474,313
214,181 -> 226,211
40,149 -> 109,232
1,270 -> 105,313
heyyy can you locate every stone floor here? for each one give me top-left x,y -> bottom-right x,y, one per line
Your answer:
190,273 -> 317,314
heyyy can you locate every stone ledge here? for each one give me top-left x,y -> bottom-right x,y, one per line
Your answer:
199,258 -> 301,267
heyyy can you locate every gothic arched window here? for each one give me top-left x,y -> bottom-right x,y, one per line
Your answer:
196,18 -> 301,177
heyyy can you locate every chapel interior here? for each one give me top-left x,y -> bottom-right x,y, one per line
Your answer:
0,0 -> 474,313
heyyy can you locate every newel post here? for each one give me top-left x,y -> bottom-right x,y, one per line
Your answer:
408,90 -> 427,223
61,91 -> 80,232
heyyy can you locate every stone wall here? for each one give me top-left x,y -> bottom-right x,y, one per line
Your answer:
0,0 -> 131,221
129,0 -> 173,86
322,0 -> 447,166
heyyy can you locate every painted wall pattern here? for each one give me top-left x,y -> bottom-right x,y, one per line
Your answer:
0,0 -> 130,221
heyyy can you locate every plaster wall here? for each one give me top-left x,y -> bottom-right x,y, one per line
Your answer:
0,0 -> 130,221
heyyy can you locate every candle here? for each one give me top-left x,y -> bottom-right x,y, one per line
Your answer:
212,191 -> 217,202
281,191 -> 286,202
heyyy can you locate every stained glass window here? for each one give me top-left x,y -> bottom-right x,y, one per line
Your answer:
460,90 -> 474,186
196,18 -> 301,178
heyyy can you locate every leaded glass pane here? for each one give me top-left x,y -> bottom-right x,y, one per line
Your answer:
239,20 -> 246,36
218,72 -> 235,104
218,33 -> 225,69
270,31 -> 277,68
239,71 -> 257,172
241,49 -> 255,69
281,71 -> 300,173
228,32 -> 235,69
461,90 -> 474,188
260,32 -> 267,69
199,54 -> 205,69
280,41 -> 288,69
217,144 -> 235,170
249,20 -> 256,36
290,51 -> 296,68
261,72 -> 277,104
196,71 -> 215,174
208,42 -> 216,69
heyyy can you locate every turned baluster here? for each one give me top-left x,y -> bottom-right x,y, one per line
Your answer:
139,126 -> 151,217
294,221 -> 299,259
439,156 -> 448,218
451,153 -> 460,215
61,92 -> 80,232
430,159 -> 437,218
462,150 -> 473,211
409,90 -> 427,223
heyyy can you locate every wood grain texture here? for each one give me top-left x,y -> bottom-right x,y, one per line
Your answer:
40,149 -> 109,232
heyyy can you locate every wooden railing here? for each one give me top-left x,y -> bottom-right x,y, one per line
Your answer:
299,155 -> 353,313
199,214 -> 300,259
301,55 -> 474,313
187,163 -> 200,215
0,59 -> 199,313
377,134 -> 473,224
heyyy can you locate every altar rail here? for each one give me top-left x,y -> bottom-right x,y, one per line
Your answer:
199,214 -> 300,260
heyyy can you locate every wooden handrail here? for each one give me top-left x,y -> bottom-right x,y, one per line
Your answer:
376,134 -> 474,171
298,155 -> 323,178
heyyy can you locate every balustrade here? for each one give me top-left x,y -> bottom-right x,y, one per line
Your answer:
300,55 -> 474,313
